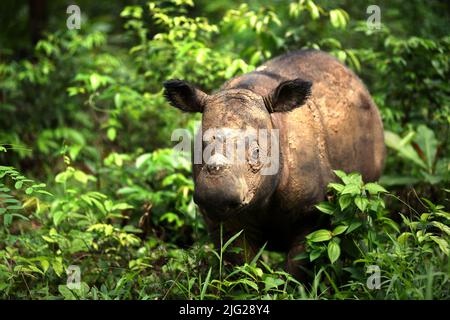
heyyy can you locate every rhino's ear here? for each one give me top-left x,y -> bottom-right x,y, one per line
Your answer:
265,78 -> 312,113
163,79 -> 207,113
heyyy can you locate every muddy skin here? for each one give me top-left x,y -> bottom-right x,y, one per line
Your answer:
163,49 -> 385,280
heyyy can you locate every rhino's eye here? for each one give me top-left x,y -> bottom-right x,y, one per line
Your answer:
249,143 -> 260,165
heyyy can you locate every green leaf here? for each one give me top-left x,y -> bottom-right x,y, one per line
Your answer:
341,183 -> 360,195
379,175 -> 420,186
14,181 -> 23,189
42,235 -> 57,243
329,9 -> 340,28
430,236 -> 449,255
415,125 -> 437,172
264,276 -> 285,291
328,182 -> 344,192
354,196 -> 369,212
315,202 -> 335,215
364,183 -> 388,195
384,131 -> 427,169
200,267 -> 212,300
380,217 -> 400,233
135,153 -> 152,169
3,214 -> 12,227
107,128 -> 117,141
74,171 -> 88,184
398,232 -> 413,244
431,221 -> 450,236
114,93 -> 122,108
309,249 -> 322,262
329,9 -> 347,29
332,225 -> 348,236
307,229 -> 332,242
236,278 -> 259,291
40,259 -> 50,273
333,170 -> 347,180
58,285 -> 76,300
35,189 -> 53,196
339,194 -> 352,210
90,74 -> 100,91
327,241 -> 341,264
222,230 -> 243,252
53,211 -> 66,226
346,221 -> 362,234
306,0 -> 320,19
6,205 -> 22,210
112,203 -> 134,211
250,242 -> 267,266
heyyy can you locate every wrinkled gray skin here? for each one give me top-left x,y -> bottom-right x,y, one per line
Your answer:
163,49 -> 385,279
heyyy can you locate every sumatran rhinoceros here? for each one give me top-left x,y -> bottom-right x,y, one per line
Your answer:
163,49 -> 385,278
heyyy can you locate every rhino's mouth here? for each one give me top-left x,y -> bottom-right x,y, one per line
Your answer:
220,190 -> 254,216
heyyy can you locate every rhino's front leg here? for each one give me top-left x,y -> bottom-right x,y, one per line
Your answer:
286,242 -> 310,282
286,228 -> 316,282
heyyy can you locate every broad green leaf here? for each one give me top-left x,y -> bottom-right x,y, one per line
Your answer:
309,249 -> 322,262
114,93 -> 122,108
74,171 -> 88,184
346,221 -> 362,234
329,9 -> 340,28
135,153 -> 152,169
415,125 -> 437,172
328,182 -> 344,192
430,236 -> 449,255
341,183 -> 360,195
264,276 -> 285,291
236,278 -> 259,291
384,130 -> 427,169
354,196 -> 369,212
398,232 -> 413,244
307,229 -> 332,242
339,194 -> 352,210
379,175 -> 420,186
107,128 -> 117,141
431,221 -> 450,236
364,183 -> 388,195
315,202 -> 335,215
306,0 -> 320,19
333,170 -> 347,180
332,225 -> 348,236
53,211 -> 66,226
3,214 -> 12,226
90,74 -> 100,91
327,241 -> 341,263
380,217 -> 400,233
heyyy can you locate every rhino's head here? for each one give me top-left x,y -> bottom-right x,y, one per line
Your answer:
163,79 -> 311,220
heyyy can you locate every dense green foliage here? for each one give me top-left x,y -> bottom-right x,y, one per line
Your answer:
0,0 -> 448,299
